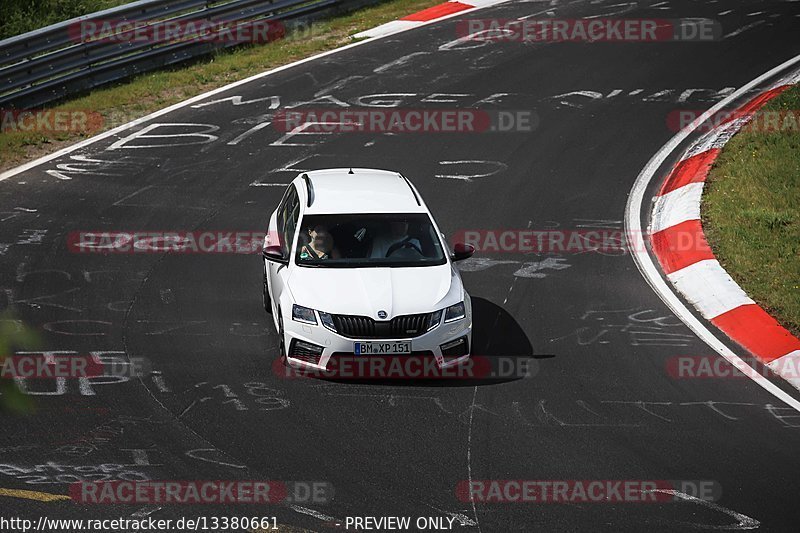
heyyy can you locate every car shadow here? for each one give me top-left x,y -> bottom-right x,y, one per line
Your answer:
301,297 -> 548,387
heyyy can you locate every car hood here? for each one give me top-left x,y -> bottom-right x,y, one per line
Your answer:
286,263 -> 461,319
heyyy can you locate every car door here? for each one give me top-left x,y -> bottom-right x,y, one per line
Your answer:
266,183 -> 300,325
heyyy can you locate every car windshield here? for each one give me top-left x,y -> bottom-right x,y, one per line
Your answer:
295,213 -> 447,267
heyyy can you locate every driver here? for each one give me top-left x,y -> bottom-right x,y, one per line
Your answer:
300,224 -> 341,260
371,220 -> 422,258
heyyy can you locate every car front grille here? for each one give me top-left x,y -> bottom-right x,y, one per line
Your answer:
331,313 -> 433,339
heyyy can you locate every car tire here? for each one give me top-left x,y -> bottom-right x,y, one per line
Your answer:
262,273 -> 272,314
277,308 -> 287,362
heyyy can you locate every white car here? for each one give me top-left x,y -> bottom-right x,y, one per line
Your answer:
262,168 -> 475,371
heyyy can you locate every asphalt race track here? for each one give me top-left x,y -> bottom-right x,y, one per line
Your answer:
2,0 -> 800,530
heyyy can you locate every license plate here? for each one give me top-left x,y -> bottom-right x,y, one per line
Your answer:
354,341 -> 411,355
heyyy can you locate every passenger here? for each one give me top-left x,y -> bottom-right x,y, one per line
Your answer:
300,224 -> 341,260
371,220 -> 422,258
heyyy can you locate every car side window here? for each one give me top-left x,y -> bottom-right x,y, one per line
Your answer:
280,186 -> 300,256
275,187 -> 288,250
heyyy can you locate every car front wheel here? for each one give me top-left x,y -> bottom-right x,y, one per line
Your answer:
277,308 -> 287,361
262,273 -> 272,314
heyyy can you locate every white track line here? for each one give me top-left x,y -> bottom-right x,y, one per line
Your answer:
288,504 -> 337,522
625,53 -> 800,413
0,0 -> 512,183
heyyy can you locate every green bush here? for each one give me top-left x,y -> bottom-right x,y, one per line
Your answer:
1,0 -> 134,40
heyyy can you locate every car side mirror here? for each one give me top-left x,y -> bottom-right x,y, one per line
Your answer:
262,245 -> 288,264
451,242 -> 475,262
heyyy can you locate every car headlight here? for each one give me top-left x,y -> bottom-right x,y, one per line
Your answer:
444,302 -> 466,323
318,311 -> 337,332
292,304 -> 317,325
427,310 -> 443,331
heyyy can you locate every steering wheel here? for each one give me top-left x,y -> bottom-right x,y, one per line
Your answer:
386,240 -> 423,257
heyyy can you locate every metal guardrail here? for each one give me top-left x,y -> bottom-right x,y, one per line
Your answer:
0,0 -> 381,109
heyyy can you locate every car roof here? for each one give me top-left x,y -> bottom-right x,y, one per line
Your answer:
296,168 -> 427,214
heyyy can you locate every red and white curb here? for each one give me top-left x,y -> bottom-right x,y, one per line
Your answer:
649,72 -> 800,389
353,0 -> 505,39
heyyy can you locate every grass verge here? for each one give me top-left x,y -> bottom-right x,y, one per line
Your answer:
702,85 -> 800,337
0,0 -> 441,172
